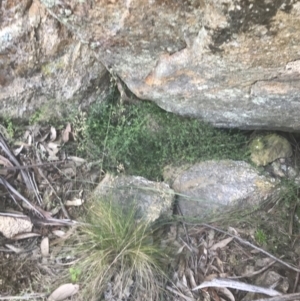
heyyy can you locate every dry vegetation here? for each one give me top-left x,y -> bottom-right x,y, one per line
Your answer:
1,90 -> 300,301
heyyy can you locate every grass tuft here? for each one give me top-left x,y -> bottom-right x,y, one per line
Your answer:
70,196 -> 172,301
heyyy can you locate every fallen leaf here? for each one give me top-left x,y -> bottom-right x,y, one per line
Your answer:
228,227 -> 239,236
52,230 -> 66,237
48,283 -> 79,301
50,126 -> 57,141
41,236 -> 49,257
67,156 -> 86,166
62,123 -> 72,143
65,198 -> 84,207
23,130 -> 33,145
210,237 -> 233,251
0,155 -> 13,167
12,232 -> 41,240
216,287 -> 235,301
13,144 -> 24,156
192,278 -> 281,296
5,244 -> 25,254
46,142 -> 60,160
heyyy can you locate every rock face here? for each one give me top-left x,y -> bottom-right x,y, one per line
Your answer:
93,174 -> 174,222
36,0 -> 300,131
164,160 -> 275,218
0,0 -> 110,120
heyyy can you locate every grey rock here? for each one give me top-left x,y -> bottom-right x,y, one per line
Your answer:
93,173 -> 174,223
0,0 -> 110,121
38,0 -> 300,131
165,160 -> 275,218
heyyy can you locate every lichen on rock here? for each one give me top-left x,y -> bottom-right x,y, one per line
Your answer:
249,134 -> 292,166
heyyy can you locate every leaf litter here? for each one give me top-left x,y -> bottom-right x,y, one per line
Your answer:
0,123 -> 300,301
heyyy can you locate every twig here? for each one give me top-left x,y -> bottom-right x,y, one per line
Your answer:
293,259 -> 300,293
254,292 -> 300,301
0,293 -> 46,300
202,223 -> 300,273
0,160 -> 66,170
228,260 -> 276,279
0,176 -> 45,217
0,134 -> 34,191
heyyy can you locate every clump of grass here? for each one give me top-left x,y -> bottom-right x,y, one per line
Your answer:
70,197 -> 172,301
75,87 -> 248,180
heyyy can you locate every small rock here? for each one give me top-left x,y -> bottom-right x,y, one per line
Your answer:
249,134 -> 292,166
93,174 -> 174,222
0,216 -> 32,239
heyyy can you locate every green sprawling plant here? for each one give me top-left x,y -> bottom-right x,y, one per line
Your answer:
74,87 -> 248,180
69,197 -> 172,301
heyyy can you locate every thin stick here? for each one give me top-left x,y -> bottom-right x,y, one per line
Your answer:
254,292 -> 300,301
228,260 -> 276,279
293,260 -> 300,293
201,223 -> 300,273
0,160 -> 66,170
0,176 -> 45,217
0,293 -> 46,300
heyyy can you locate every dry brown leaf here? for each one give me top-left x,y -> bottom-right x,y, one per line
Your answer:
48,283 -> 79,301
186,268 -> 197,289
41,236 -> 49,257
23,130 -> 31,141
67,156 -> 86,166
47,142 -> 60,160
23,130 -> 33,145
182,274 -> 188,287
0,154 -> 13,167
216,287 -> 235,301
176,244 -> 186,254
65,198 -> 84,207
12,232 -> 40,240
211,289 -> 222,301
13,144 -> 24,156
50,126 -> 57,141
203,290 -> 211,301
215,257 -> 224,273
210,237 -> 233,251
52,230 -> 66,237
38,142 -> 48,156
62,123 -> 72,143
5,244 -> 25,253
228,227 -> 239,236
60,167 -> 76,177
